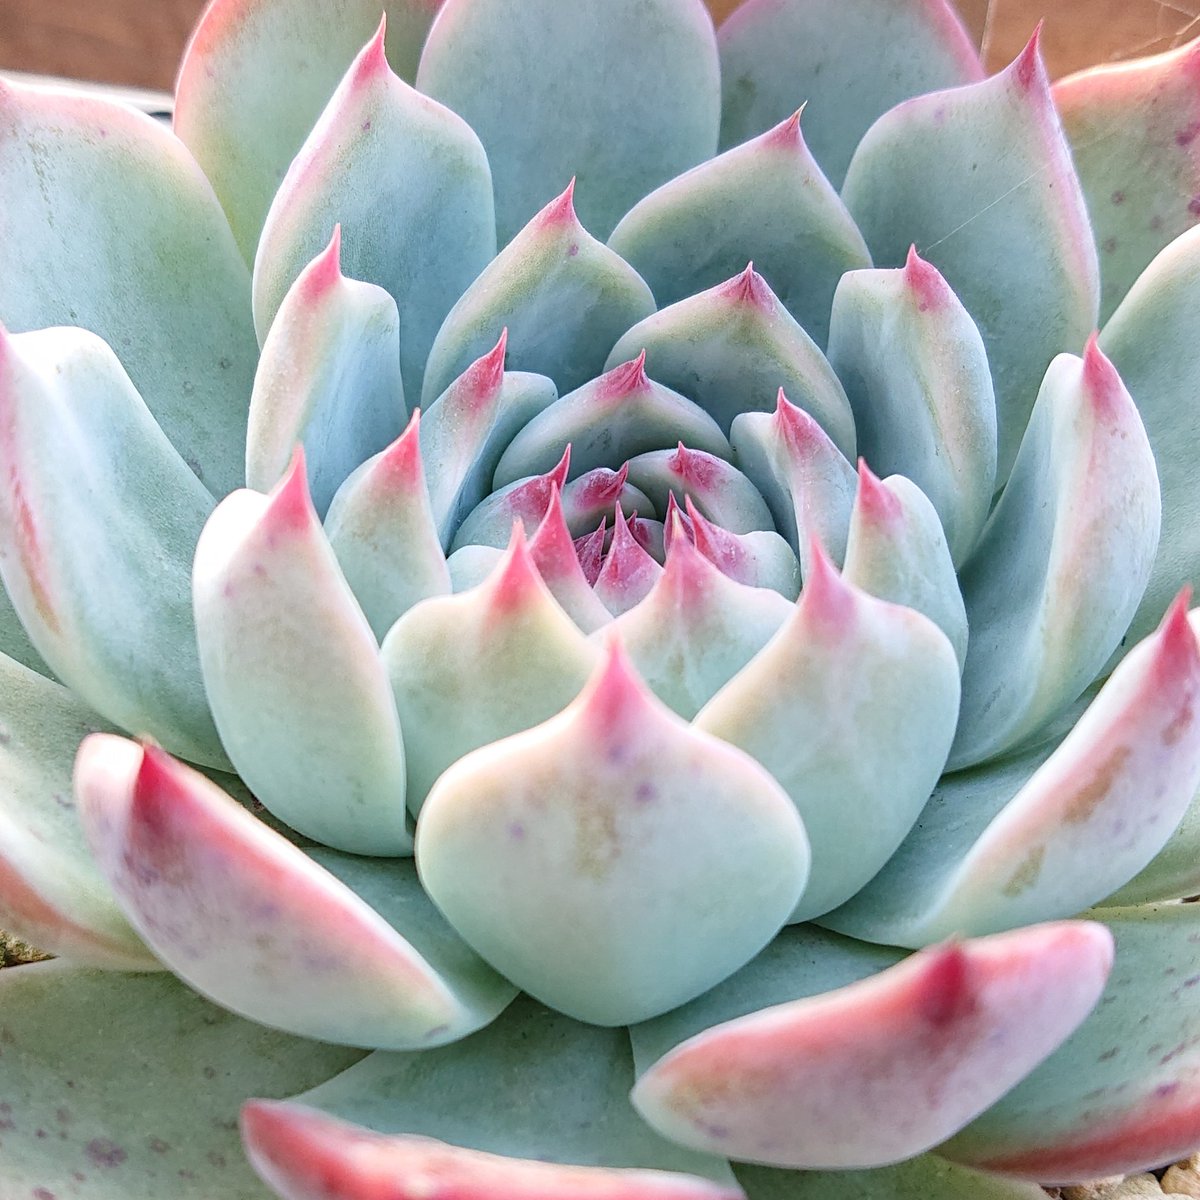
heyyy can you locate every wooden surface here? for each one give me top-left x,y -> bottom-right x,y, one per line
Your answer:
0,0 -> 1196,91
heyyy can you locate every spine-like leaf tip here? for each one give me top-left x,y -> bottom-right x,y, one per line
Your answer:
800,533 -> 854,634
266,446 -> 317,532
915,941 -> 979,1029
130,741 -> 181,823
903,244 -> 948,312
538,178 -> 579,230
1011,22 -> 1047,92
579,633 -> 652,736
855,459 -> 903,526
761,107 -> 806,150
1081,332 -> 1128,422
598,350 -> 650,400
298,224 -> 345,302
662,492 -> 694,557
596,503 -> 660,594
377,408 -> 424,486
461,329 -> 508,404
572,464 -> 630,512
660,517 -> 713,603
684,496 -> 744,579
773,389 -> 829,458
349,15 -> 392,90
1153,586 -> 1200,692
485,523 -> 545,614
574,519 -> 608,586
721,262 -> 775,311
669,443 -> 720,490
530,485 -> 579,580
548,444 -> 572,490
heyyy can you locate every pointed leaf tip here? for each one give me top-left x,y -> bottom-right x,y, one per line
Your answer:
549,444 -> 573,489
581,634 -> 653,738
722,262 -> 774,310
538,178 -> 580,229
1156,586 -> 1200,690
349,16 -> 392,89
377,408 -> 423,480
1011,23 -> 1047,92
855,460 -> 903,525
298,224 -> 344,301
903,244 -> 951,311
484,522 -> 546,613
599,350 -> 651,399
458,329 -> 509,403
266,445 -> 316,531
801,533 -> 854,632
1081,332 -> 1126,418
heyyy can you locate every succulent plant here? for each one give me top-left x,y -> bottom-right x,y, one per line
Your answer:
2,0 -> 1200,1196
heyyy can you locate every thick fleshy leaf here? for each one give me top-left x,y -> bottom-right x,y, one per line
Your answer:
941,904 -> 1200,1183
1101,224 -> 1200,657
824,598 -> 1200,946
609,111 -> 870,345
0,961 -> 362,1198
633,921 -> 1111,1169
419,334 -> 558,545
76,737 -> 515,1050
417,0 -> 720,244
593,508 -> 665,617
842,34 -> 1100,482
176,0 -> 445,260
624,445 -> 774,536
0,580 -> 51,677
526,489 -> 615,633
1105,771 -> 1200,906
679,500 -> 802,599
950,339 -> 1160,769
562,466 -> 653,536
735,1155 -> 1046,1200
717,0 -> 982,187
0,654 -> 153,969
193,452 -> 410,856
246,228 -> 405,517
245,997 -> 737,1195
383,528 -> 599,816
695,542 -> 959,920
493,354 -> 730,487
611,519 -> 792,717
842,467 -> 968,669
0,326 -> 225,766
730,389 -> 858,564
827,249 -> 997,565
422,184 -> 656,406
417,640 -> 809,1025
324,411 -> 451,642
0,79 -> 257,497
253,23 -> 495,403
1055,37 -> 1200,322
451,448 -> 572,551
608,266 -> 854,452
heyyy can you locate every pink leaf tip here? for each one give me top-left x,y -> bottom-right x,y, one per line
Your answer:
265,446 -> 317,533
598,350 -> 650,400
762,107 -> 806,149
574,519 -> 608,587
855,459 -> 902,527
376,409 -> 424,486
298,225 -> 344,302
1081,332 -> 1128,421
579,634 -> 655,737
459,329 -> 508,405
801,532 -> 855,634
721,262 -> 776,311
538,178 -> 579,230
485,523 -> 546,614
1011,22 -> 1047,92
350,14 -> 391,88
1153,586 -> 1200,694
903,244 -> 950,312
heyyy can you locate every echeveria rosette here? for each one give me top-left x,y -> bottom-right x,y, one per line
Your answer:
1,0 -> 1200,1197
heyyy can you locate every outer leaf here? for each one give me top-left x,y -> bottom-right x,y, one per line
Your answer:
324,411 -> 451,642
1100,224 -> 1200,658
941,904 -> 1200,1183
1054,37 -> 1200,322
76,737 -> 515,1051
0,326 -> 225,766
245,996 -> 737,1193
416,639 -> 809,1025
253,23 -> 495,403
0,80 -> 256,498
176,0 -> 445,260
0,961 -> 361,1198
695,542 -> 959,920
246,227 -> 405,517
382,528 -> 599,816
417,0 -> 720,244
608,111 -> 870,346
193,452 -> 411,856
608,266 -> 854,451
842,33 -> 1100,482
717,0 -> 982,186
422,184 -> 655,406
950,339 -> 1160,769
827,249 -> 997,565
824,598 -> 1200,946
493,354 -> 730,488
0,654 -> 153,969
633,922 -> 1112,1169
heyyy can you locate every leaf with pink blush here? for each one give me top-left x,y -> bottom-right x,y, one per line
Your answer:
842,33 -> 1099,483
632,921 -> 1112,1170
940,903 -> 1200,1184
492,354 -> 729,488
949,338 -> 1159,770
676,498 -> 801,600
176,0 -> 446,261
1054,36 -> 1200,322
609,111 -> 870,346
695,541 -> 960,921
592,507 -> 666,617
0,79 -> 257,497
561,465 -> 654,536
417,0 -> 720,244
717,0 -> 982,187
382,527 -> 599,817
253,22 -> 495,403
75,736 -> 515,1050
193,451 -> 410,857
609,266 -> 854,452
451,447 -> 572,551
247,228 -> 406,518
421,183 -> 656,407
824,597 -> 1200,946
416,639 -> 809,1025
242,997 -> 739,1200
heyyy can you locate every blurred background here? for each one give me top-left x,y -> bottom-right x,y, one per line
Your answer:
0,0 -> 1195,93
